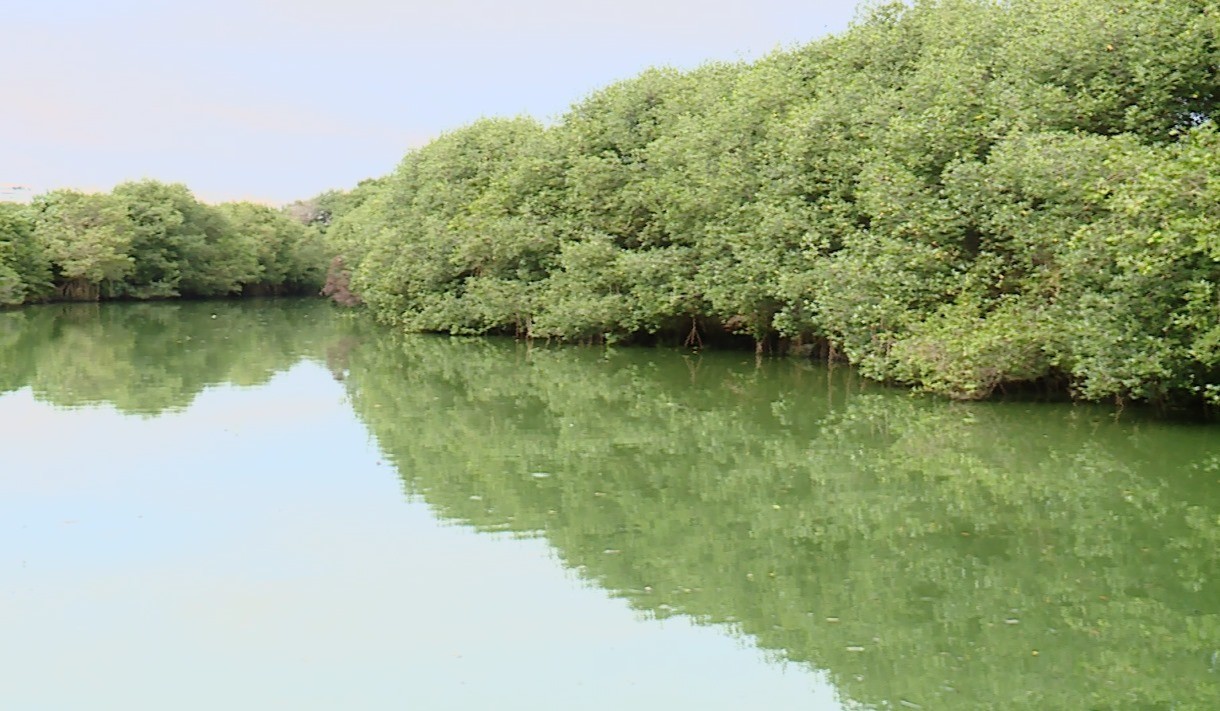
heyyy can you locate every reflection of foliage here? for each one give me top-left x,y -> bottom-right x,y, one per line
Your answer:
4,300 -> 1214,707
0,299 -> 343,414
345,333 -> 1220,710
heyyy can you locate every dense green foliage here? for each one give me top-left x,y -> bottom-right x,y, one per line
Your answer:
0,180 -> 326,304
327,0 -> 1220,404
342,331 -> 1220,711
0,202 -> 53,305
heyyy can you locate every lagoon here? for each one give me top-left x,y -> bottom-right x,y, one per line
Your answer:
1,299 -> 1217,710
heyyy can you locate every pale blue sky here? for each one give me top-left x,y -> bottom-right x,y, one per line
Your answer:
2,1 -> 862,204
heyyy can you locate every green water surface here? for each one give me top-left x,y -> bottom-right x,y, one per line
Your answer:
1,300 -> 1217,710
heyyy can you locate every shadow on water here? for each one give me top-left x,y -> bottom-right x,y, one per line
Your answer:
2,302 -> 1217,709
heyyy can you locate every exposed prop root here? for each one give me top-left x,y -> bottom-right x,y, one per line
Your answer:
683,317 -> 703,349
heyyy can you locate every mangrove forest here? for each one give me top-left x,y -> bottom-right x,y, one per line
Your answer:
4,0 -> 1219,408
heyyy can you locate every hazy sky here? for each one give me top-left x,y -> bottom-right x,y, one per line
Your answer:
3,1 -> 862,204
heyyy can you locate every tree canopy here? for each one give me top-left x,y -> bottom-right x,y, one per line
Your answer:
0,180 -> 327,305
325,0 -> 1220,405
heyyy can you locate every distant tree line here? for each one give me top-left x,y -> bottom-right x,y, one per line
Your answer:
0,180 -> 326,306
322,0 -> 1219,405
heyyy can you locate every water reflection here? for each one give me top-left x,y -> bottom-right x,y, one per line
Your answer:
345,332 -> 1220,711
0,300 -> 341,413
2,301 -> 1217,709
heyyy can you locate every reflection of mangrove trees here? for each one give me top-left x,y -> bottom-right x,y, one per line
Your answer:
0,299 -> 343,414
344,333 -> 1220,711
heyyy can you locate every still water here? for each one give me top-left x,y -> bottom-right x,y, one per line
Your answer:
1,299 -> 1217,710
